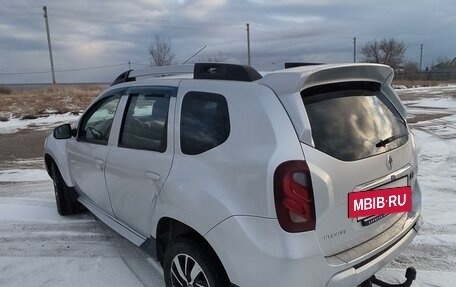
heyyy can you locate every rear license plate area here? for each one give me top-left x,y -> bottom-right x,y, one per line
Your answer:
349,177 -> 411,224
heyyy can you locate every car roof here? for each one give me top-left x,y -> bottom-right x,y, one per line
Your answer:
107,63 -> 394,98
258,63 -> 393,96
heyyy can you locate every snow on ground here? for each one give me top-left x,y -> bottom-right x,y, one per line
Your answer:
0,113 -> 79,134
401,85 -> 456,119
0,159 -> 49,183
0,169 -> 49,182
0,85 -> 455,286
0,181 -> 164,287
376,86 -> 456,286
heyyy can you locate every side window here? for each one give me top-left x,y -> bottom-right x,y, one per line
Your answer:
119,88 -> 171,152
180,91 -> 230,155
78,92 -> 122,145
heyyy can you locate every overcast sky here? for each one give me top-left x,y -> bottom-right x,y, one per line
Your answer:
1,0 -> 455,83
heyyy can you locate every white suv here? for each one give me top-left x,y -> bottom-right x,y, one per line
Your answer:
44,63 -> 422,287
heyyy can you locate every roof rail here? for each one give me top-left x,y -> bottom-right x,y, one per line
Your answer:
284,62 -> 324,69
110,65 -> 193,86
111,63 -> 262,86
130,65 -> 194,78
111,70 -> 135,86
194,63 -> 262,82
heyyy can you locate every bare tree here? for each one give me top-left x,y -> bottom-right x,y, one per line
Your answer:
403,61 -> 419,74
361,38 -> 406,69
197,51 -> 229,63
149,34 -> 175,66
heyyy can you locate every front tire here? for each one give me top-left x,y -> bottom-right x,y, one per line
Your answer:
163,238 -> 230,287
51,163 -> 84,215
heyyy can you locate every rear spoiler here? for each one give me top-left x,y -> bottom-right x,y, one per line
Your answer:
284,62 -> 324,69
258,63 -> 394,96
258,64 -> 404,147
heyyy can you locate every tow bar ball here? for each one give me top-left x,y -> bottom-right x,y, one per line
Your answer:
359,267 -> 417,287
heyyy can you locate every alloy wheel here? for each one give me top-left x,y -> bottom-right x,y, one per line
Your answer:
170,253 -> 210,287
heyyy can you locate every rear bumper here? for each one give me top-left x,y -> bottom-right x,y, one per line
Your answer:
205,213 -> 421,287
326,217 -> 421,286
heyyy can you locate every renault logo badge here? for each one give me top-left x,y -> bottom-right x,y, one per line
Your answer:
386,154 -> 393,170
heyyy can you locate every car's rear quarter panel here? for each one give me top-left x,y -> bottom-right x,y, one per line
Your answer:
151,80 -> 304,236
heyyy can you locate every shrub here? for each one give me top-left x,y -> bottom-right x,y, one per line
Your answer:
0,86 -> 12,95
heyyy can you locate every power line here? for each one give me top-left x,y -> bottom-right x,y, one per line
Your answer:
47,10 -> 242,30
58,63 -> 127,72
0,63 -> 128,76
0,4 -> 43,8
0,12 -> 41,15
0,5 -> 242,30
0,4 -> 43,15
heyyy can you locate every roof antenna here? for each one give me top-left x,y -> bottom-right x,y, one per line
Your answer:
182,45 -> 207,64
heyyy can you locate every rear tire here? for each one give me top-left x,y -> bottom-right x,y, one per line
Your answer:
51,163 -> 84,215
163,237 -> 230,287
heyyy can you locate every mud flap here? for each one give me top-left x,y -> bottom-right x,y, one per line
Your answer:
359,267 -> 417,287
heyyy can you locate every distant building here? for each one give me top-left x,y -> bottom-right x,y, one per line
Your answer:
430,57 -> 456,80
432,57 -> 456,72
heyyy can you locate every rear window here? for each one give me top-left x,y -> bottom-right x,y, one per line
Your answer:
180,91 -> 230,155
302,82 -> 408,161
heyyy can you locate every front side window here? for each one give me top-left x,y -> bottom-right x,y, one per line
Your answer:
302,82 -> 408,161
78,91 -> 122,145
119,88 -> 172,152
180,92 -> 230,155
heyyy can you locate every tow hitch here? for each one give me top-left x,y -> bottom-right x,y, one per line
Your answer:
360,267 -> 417,287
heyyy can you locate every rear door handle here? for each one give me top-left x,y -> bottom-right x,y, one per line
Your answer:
144,171 -> 160,181
95,158 -> 104,169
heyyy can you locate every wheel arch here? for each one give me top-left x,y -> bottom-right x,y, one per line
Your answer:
155,217 -> 230,282
44,153 -> 54,178
44,135 -> 74,187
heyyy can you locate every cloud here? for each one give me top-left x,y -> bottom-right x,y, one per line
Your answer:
179,0 -> 228,21
0,0 -> 455,83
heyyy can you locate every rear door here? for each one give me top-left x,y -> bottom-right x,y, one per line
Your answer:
104,86 -> 176,237
300,82 -> 415,256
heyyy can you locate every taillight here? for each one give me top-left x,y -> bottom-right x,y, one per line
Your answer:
274,160 -> 316,232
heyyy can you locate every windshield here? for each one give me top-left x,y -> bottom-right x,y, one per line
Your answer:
302,82 -> 408,161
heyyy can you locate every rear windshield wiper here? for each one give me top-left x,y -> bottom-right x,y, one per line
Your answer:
376,132 -> 409,148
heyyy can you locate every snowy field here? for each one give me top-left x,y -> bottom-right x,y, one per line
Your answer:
0,85 -> 455,286
0,113 -> 80,135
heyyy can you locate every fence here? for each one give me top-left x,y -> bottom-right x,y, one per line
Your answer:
394,71 -> 456,81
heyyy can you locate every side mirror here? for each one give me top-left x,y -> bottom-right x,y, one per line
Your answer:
53,123 -> 73,139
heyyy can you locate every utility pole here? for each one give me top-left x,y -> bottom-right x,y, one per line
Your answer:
43,6 -> 56,84
246,23 -> 251,66
419,44 -> 423,71
353,37 -> 357,63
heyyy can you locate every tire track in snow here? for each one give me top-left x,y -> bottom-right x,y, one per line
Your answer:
387,242 -> 456,272
417,224 -> 456,235
0,181 -> 164,286
411,116 -> 456,140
